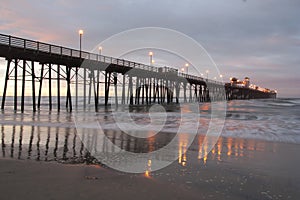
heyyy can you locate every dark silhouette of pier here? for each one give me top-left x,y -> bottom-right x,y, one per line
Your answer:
0,33 -> 276,112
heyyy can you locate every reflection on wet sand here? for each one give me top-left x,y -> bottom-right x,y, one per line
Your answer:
0,123 -> 278,174
178,134 -> 188,167
144,159 -> 152,178
199,136 -> 271,162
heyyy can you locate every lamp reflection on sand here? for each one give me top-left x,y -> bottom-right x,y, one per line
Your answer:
144,159 -> 152,178
227,138 -> 232,156
195,136 -> 270,164
217,137 -> 222,161
178,141 -> 187,167
197,136 -> 210,164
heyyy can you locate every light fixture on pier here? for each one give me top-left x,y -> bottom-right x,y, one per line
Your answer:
79,29 -> 84,58
149,51 -> 153,66
206,70 -> 209,79
98,46 -> 102,55
185,63 -> 189,74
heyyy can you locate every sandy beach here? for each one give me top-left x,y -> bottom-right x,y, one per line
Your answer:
0,0 -> 299,199
1,136 -> 299,200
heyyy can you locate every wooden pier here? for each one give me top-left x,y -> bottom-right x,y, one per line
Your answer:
0,33 -> 276,112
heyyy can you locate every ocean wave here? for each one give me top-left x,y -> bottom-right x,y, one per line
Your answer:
0,98 -> 299,145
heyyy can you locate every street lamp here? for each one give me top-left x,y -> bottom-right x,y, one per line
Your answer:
206,70 -> 209,80
149,51 -> 153,66
98,46 -> 102,55
79,29 -> 83,58
185,63 -> 189,74
76,29 -> 83,109
181,67 -> 185,73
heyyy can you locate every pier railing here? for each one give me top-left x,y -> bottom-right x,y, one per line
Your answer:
0,33 -> 223,85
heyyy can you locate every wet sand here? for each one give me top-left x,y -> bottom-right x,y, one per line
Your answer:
0,136 -> 299,200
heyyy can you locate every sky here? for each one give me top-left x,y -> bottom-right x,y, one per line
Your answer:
0,0 -> 300,97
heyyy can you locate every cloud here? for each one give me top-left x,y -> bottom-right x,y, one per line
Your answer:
0,0 -> 299,97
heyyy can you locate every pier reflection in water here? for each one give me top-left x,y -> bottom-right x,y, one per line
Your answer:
0,120 -> 278,177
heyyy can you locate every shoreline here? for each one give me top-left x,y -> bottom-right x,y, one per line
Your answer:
1,136 -> 299,200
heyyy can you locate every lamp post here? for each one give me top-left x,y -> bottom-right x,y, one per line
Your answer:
98,46 -> 102,61
185,63 -> 189,74
149,51 -> 153,66
77,29 -> 83,109
206,70 -> 209,80
79,29 -> 83,58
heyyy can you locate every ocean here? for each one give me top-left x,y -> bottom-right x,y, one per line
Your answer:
0,97 -> 299,165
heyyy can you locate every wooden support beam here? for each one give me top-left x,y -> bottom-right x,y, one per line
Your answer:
57,65 -> 60,111
104,72 -> 111,106
31,61 -> 36,112
66,66 -> 72,111
153,81 -> 157,103
21,60 -> 26,112
1,59 -> 11,110
135,77 -> 139,105
48,64 -> 52,111
75,67 -> 78,109
122,74 -> 126,104
114,72 -> 118,106
14,59 -> 18,111
88,71 -> 92,105
183,83 -> 187,103
95,69 -> 100,108
189,84 -> 192,103
149,78 -> 152,104
157,82 -> 160,104
194,85 -> 198,102
199,85 -> 203,102
145,78 -> 149,105
142,78 -> 145,105
92,70 -> 98,112
38,63 -> 44,110
175,81 -> 180,104
83,66 -> 86,109
129,76 -> 133,105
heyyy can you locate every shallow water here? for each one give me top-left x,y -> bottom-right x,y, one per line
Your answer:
0,98 -> 299,164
